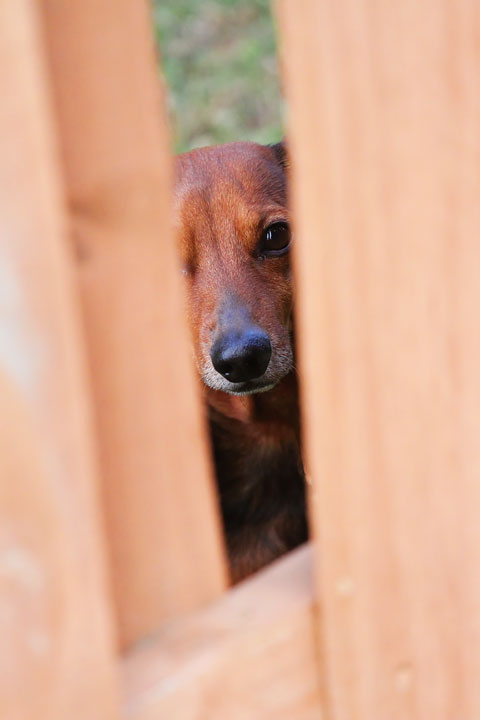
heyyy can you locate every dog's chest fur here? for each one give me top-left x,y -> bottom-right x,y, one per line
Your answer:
207,377 -> 308,582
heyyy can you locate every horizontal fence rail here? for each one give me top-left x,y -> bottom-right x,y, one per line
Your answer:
122,545 -> 321,720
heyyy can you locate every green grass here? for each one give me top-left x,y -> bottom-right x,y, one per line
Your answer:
152,0 -> 284,153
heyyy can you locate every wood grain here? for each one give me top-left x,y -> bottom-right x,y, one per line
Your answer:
40,0 -> 228,649
123,544 -> 322,720
276,0 -> 480,718
0,2 -> 118,717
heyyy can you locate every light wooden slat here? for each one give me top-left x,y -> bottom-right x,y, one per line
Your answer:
276,0 -> 480,718
40,0 -> 228,649
123,544 -> 322,720
0,2 -> 118,717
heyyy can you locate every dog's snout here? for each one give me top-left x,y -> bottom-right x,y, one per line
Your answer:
210,328 -> 272,383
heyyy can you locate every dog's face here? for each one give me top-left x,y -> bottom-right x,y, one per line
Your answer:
174,141 -> 293,396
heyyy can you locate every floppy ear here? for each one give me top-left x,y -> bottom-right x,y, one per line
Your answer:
269,140 -> 289,170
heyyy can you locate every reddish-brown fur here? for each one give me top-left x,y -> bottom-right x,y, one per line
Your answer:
174,141 -> 307,581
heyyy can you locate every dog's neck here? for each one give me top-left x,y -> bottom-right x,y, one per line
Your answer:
206,369 -> 306,582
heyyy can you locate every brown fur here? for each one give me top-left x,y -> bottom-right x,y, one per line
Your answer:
174,141 -> 307,582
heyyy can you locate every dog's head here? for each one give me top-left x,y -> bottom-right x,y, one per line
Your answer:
174,141 -> 293,396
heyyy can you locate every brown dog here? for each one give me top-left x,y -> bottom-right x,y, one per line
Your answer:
174,141 -> 307,581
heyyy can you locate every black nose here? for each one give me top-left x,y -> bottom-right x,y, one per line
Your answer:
210,328 -> 272,383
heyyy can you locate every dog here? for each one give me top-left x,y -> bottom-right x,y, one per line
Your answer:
174,141 -> 307,582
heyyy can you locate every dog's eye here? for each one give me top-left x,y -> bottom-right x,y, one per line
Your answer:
260,222 -> 291,257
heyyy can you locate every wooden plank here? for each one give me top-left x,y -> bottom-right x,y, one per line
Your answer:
0,2 -> 118,717
276,0 -> 480,718
123,544 -> 322,720
40,0 -> 228,648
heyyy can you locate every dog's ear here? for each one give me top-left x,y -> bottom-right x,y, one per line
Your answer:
269,140 -> 289,170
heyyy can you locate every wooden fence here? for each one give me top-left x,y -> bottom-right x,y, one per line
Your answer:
1,0 -> 479,718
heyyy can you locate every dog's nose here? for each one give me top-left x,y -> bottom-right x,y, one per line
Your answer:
210,328 -> 272,383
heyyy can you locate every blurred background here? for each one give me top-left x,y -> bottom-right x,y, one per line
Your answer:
153,0 -> 284,153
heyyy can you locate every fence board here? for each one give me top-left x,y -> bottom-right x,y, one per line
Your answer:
276,0 -> 480,718
0,2 -> 118,717
123,544 -> 322,720
40,0 -> 228,649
